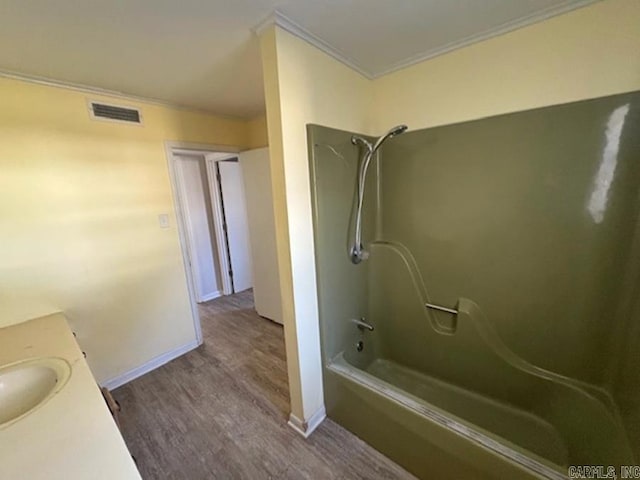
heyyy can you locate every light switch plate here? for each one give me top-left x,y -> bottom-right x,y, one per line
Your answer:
158,214 -> 170,228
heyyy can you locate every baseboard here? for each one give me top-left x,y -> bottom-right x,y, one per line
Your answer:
199,290 -> 222,302
287,406 -> 326,438
101,339 -> 200,390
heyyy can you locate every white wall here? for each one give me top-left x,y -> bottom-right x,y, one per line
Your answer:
240,147 -> 283,324
259,0 -> 640,434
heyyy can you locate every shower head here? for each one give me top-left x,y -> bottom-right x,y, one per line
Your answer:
351,134 -> 372,152
389,124 -> 409,137
351,124 -> 408,154
372,124 -> 408,152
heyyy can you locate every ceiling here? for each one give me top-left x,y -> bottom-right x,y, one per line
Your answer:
0,0 -> 595,118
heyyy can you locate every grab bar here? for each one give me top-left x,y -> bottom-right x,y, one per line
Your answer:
425,303 -> 458,315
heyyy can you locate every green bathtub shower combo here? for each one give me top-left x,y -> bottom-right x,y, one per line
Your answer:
308,91 -> 640,479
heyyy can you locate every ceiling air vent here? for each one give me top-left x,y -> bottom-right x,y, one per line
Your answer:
88,101 -> 142,125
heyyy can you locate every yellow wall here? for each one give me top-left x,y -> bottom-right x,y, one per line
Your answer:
0,76 -> 252,383
260,0 -> 640,428
372,0 -> 640,132
260,26 -> 371,425
246,114 -> 269,148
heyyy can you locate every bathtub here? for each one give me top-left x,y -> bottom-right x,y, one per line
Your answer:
327,351 -> 563,479
307,95 -> 640,479
320,242 -> 632,479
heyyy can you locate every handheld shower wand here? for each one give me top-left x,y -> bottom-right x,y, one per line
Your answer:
350,125 -> 407,264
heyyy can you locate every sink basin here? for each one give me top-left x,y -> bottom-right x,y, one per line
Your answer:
0,357 -> 71,428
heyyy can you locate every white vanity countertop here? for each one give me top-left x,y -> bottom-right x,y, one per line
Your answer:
0,313 -> 142,480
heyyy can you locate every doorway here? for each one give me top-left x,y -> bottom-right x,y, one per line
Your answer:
166,143 -> 283,344
169,146 -> 253,305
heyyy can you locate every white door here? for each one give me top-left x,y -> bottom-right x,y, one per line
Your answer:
174,155 -> 222,302
239,148 -> 283,324
218,161 -> 253,292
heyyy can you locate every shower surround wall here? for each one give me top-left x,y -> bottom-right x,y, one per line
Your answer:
308,91 -> 640,479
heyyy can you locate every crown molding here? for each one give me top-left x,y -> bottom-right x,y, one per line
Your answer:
2,0 -> 600,117
254,0 -> 599,80
0,69 -> 250,121
374,0 -> 600,78
253,10 -> 373,80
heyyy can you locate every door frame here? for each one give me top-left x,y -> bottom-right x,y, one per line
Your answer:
164,141 -> 238,345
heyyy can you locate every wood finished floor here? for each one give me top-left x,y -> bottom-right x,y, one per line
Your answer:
115,290 -> 416,480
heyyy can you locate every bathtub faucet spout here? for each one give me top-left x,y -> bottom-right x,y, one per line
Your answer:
351,317 -> 374,332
